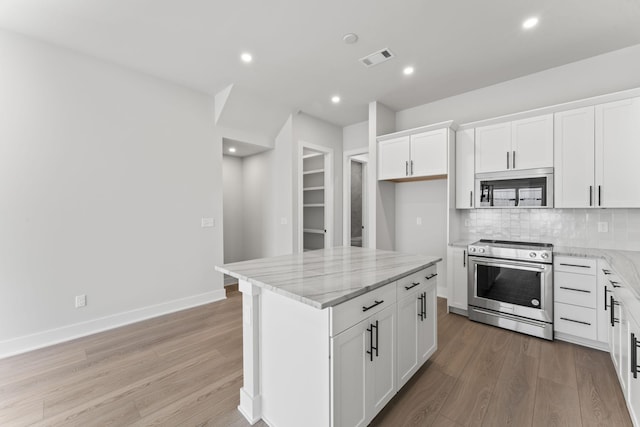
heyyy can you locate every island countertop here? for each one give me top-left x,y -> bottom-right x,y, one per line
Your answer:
216,246 -> 442,309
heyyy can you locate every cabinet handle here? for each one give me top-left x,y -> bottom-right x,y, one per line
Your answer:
422,291 -> 427,320
560,317 -> 591,326
559,263 -> 591,269
598,185 -> 602,206
604,287 -> 611,311
610,295 -> 619,327
372,320 -> 379,358
410,160 -> 414,175
405,161 -> 409,176
632,332 -> 639,379
506,152 -> 510,169
362,300 -> 384,312
463,250 -> 466,267
425,273 -> 438,280
559,286 -> 591,293
603,269 -> 612,275
405,282 -> 420,290
470,191 -> 473,208
366,322 -> 374,361
513,151 -> 516,169
609,279 -> 621,288
589,185 -> 593,207
418,294 -> 424,321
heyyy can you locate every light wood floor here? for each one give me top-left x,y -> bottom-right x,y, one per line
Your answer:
0,286 -> 632,427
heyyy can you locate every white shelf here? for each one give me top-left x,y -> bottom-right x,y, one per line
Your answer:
303,169 -> 324,175
303,152 -> 323,159
303,228 -> 325,234
303,186 -> 325,191
304,204 -> 324,208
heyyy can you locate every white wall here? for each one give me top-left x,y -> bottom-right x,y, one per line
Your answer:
222,156 -> 244,263
294,113 -> 343,248
0,30 -> 224,357
241,116 -> 294,259
396,43 -> 640,130
343,121 -> 368,151
395,180 -> 448,295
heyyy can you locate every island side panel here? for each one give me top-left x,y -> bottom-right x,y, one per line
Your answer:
238,279 -> 263,424
261,287 -> 331,427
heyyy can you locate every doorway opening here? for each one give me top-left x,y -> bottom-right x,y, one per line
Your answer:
343,150 -> 368,248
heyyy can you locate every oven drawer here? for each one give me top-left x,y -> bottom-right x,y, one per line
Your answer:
554,256 -> 596,275
554,272 -> 596,308
554,302 -> 597,340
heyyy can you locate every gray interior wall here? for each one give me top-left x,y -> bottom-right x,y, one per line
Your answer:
222,155 -> 244,263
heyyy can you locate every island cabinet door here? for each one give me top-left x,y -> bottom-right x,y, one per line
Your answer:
368,305 -> 397,418
331,320 -> 368,427
418,285 -> 437,364
397,289 -> 421,389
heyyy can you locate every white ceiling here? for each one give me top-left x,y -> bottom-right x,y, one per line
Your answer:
1,0 -> 639,127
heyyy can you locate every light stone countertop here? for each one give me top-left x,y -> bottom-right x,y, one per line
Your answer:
449,240 -> 475,248
216,246 -> 442,309
555,246 -> 640,325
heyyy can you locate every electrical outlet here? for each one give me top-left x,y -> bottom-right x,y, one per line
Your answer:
201,217 -> 215,228
416,217 -> 422,225
464,219 -> 471,227
598,222 -> 609,233
75,294 -> 86,308
280,217 -> 288,225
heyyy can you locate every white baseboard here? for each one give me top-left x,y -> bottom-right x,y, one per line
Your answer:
0,288 -> 227,359
554,332 -> 610,352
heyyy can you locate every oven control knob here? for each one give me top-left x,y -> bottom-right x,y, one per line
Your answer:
541,252 -> 549,259
469,247 -> 476,253
529,252 -> 537,258
478,248 -> 485,253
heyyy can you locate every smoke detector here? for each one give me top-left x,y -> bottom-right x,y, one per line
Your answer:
359,48 -> 394,68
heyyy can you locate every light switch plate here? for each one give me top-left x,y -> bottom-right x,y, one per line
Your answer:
598,222 -> 608,233
280,217 -> 287,225
201,217 -> 215,228
416,217 -> 422,225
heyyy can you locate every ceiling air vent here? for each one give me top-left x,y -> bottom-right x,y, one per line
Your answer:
359,48 -> 395,68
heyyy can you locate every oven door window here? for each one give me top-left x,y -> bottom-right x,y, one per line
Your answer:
475,264 -> 542,308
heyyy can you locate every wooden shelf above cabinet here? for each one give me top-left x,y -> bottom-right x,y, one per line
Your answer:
303,169 -> 324,175
304,186 -> 325,191
384,174 -> 447,183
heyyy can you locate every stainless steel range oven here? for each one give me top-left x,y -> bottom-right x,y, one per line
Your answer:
467,240 -> 554,340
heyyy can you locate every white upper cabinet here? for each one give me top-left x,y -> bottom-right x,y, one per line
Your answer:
378,136 -> 410,180
455,129 -> 475,209
475,122 -> 511,173
475,114 -> 553,173
554,106 -> 596,208
511,114 -> 554,170
411,128 -> 448,177
595,97 -> 640,208
378,127 -> 449,181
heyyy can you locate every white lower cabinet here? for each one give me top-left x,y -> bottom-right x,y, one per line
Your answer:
331,266 -> 438,427
397,282 -> 437,389
553,256 -> 608,347
331,304 -> 396,427
629,315 -> 640,426
447,246 -> 468,314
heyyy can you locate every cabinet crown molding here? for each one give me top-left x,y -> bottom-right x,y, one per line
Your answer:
377,120 -> 456,141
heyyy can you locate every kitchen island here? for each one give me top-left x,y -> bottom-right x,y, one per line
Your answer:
216,246 -> 441,427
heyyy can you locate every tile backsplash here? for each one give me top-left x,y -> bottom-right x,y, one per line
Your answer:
459,209 -> 640,250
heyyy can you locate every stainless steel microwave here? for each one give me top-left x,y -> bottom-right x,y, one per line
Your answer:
475,168 -> 554,208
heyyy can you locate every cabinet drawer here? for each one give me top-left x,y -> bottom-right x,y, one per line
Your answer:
554,302 -> 597,340
396,265 -> 437,299
330,282 -> 396,337
554,256 -> 596,274
554,272 -> 597,308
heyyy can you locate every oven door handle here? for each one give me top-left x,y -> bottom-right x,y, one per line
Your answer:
468,257 -> 548,272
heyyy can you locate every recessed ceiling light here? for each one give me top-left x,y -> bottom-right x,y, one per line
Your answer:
403,66 -> 414,76
229,147 -> 237,153
331,95 -> 341,104
240,53 -> 253,63
522,17 -> 539,29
